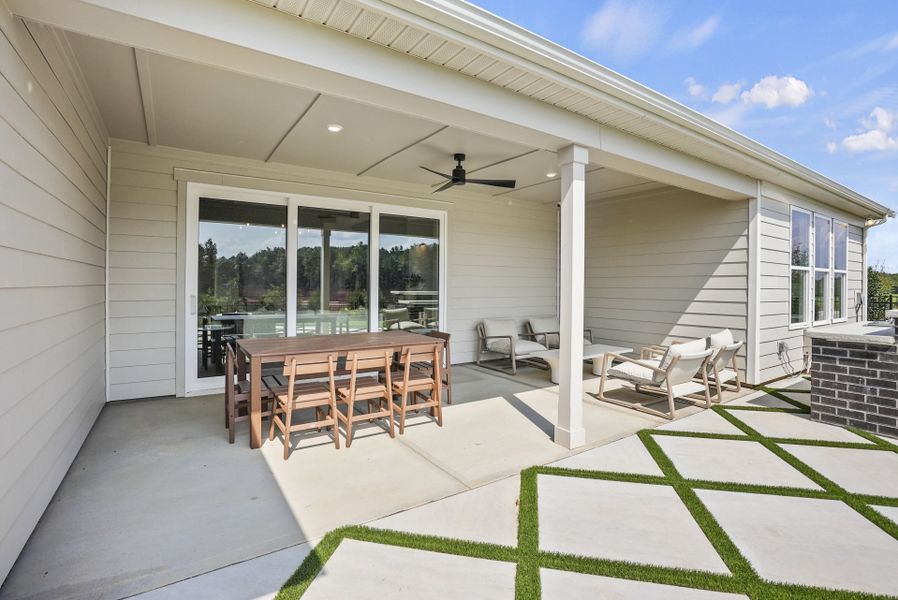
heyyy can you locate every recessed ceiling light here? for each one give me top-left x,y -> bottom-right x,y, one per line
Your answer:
326,123 -> 343,133
545,171 -> 558,178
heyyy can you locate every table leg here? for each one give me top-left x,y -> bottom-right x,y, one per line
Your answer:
250,357 -> 262,449
547,358 -> 559,384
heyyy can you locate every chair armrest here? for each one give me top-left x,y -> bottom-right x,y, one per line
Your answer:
603,352 -> 667,376
641,345 -> 667,359
479,334 -> 515,354
584,328 -> 593,343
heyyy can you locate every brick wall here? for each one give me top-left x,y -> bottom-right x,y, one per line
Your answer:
810,338 -> 898,438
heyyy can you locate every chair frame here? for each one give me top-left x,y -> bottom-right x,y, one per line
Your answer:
268,352 -> 340,460
524,320 -> 593,348
393,343 -> 443,434
225,344 -> 276,444
336,349 -> 395,447
595,349 -> 712,420
474,322 -> 548,375
413,331 -> 452,404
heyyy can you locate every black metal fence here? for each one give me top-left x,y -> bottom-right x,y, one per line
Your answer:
869,295 -> 896,321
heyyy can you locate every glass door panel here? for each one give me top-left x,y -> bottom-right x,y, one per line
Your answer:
196,198 -> 287,379
379,214 -> 440,331
297,207 -> 370,335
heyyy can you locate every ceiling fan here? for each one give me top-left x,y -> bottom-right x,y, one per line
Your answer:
420,153 -> 516,193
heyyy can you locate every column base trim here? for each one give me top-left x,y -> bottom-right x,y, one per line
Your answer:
553,425 -> 586,449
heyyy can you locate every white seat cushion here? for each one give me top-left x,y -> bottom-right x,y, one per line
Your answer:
606,359 -> 659,386
486,337 -> 547,355
708,328 -> 735,349
388,321 -> 421,330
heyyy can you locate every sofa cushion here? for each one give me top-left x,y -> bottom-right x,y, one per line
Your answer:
607,359 -> 659,386
486,337 -> 547,355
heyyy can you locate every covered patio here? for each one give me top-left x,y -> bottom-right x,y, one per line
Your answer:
0,366 -> 719,600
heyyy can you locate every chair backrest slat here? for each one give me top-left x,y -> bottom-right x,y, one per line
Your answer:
282,352 -> 338,377
402,343 -> 440,365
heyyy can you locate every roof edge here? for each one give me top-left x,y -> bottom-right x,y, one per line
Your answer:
373,0 -> 893,219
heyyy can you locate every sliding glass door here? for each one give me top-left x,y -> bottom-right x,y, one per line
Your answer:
297,207 -> 370,335
185,184 -> 445,395
379,214 -> 441,331
193,197 -> 287,380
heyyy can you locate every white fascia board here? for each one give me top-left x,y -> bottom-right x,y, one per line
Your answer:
380,0 -> 892,218
14,0 -> 755,199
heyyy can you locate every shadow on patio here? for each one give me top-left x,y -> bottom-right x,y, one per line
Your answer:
0,364 -> 711,600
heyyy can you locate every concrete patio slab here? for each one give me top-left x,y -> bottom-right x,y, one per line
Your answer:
780,444 -> 898,497
301,539 -> 516,599
369,475 -> 520,547
540,569 -> 748,599
657,409 -> 747,436
728,393 -> 797,410
872,505 -> 898,524
727,411 -> 873,443
697,490 -> 898,595
133,543 -> 313,600
654,436 -> 821,489
537,475 -> 729,573
549,435 -> 664,476
766,377 -> 811,392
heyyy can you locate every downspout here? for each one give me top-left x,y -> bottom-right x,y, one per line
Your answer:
105,145 -> 111,402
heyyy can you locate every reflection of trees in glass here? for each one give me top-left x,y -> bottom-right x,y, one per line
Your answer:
379,243 -> 439,308
297,242 -> 368,311
198,239 -> 286,313
791,248 -> 809,267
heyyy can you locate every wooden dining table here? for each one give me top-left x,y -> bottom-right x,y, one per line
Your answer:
235,330 -> 444,448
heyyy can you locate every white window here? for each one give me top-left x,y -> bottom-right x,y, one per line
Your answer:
833,221 -> 848,322
790,207 -> 811,327
813,214 -> 831,325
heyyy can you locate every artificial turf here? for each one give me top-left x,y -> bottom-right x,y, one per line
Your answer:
275,388 -> 898,600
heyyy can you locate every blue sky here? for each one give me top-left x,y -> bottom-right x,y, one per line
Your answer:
471,0 -> 898,271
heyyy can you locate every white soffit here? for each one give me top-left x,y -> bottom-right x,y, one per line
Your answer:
65,31 -> 147,143
269,94 -> 443,173
247,0 -> 891,217
147,53 -> 320,160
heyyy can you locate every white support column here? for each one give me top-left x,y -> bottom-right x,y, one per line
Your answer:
555,144 -> 588,449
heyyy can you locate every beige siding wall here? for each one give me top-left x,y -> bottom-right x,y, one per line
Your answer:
0,12 -> 108,585
108,140 -> 556,400
585,189 -> 749,375
758,190 -> 865,382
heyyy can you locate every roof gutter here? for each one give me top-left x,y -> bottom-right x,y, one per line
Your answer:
373,0 -> 893,219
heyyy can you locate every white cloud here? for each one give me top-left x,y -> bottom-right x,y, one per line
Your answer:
850,31 -> 898,57
741,75 -> 813,108
684,76 -> 706,98
580,0 -> 667,61
824,117 -> 837,130
826,141 -> 838,155
669,16 -> 720,50
841,107 -> 898,153
712,82 -> 742,104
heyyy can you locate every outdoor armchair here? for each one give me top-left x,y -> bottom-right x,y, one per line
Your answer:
381,307 -> 420,331
525,317 -> 593,349
475,318 -> 548,375
596,337 -> 713,419
706,329 -> 744,400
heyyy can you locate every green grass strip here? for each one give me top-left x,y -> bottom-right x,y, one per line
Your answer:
278,398 -> 898,600
756,385 -> 812,411
516,467 -> 540,599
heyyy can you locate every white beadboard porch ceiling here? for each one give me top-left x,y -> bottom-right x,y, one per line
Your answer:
65,29 -> 662,204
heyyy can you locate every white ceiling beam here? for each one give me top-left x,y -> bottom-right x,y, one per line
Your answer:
133,48 -> 156,145
10,0 -> 756,200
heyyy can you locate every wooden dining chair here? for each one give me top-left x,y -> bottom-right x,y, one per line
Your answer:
393,343 -> 443,434
225,344 -> 278,444
336,349 -> 395,447
427,331 -> 452,404
268,352 -> 339,460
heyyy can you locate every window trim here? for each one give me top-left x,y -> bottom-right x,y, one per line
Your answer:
789,206 -> 812,330
812,214 -> 832,327
832,220 -> 849,323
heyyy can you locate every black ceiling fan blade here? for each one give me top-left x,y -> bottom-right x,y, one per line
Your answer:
467,178 -> 516,189
419,165 -> 452,179
433,180 -> 458,193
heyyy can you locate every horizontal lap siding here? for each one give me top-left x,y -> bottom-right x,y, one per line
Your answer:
758,195 -> 864,382
585,190 -> 749,374
0,11 -> 107,586
108,141 -> 557,396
